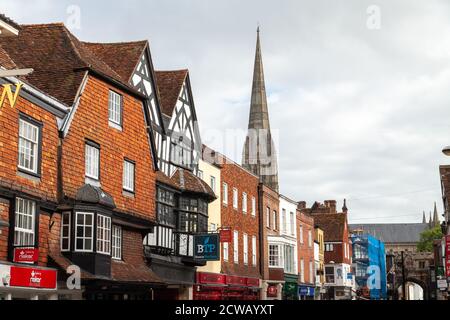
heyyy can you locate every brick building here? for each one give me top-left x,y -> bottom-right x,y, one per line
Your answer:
301,200 -> 354,300
0,18 -> 164,300
0,18 -> 69,299
296,203 -> 316,300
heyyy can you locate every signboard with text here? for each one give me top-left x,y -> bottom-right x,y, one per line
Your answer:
9,266 -> 57,289
13,248 -> 39,264
446,236 -> 450,278
194,234 -> 220,261
220,229 -> 232,243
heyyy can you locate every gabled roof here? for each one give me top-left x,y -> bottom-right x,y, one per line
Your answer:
155,70 -> 188,116
82,41 -> 148,82
349,223 -> 429,244
0,23 -> 143,106
313,214 -> 348,242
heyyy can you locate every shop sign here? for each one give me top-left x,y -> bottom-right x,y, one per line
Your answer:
194,234 -> 220,261
446,236 -> 450,278
437,279 -> 448,290
298,286 -> 315,297
0,83 -> 23,110
246,278 -> 260,287
13,248 -> 39,264
9,266 -> 57,289
267,285 -> 278,298
226,275 -> 246,286
197,273 -> 226,285
220,229 -> 232,243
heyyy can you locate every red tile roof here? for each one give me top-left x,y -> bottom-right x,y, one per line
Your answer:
83,41 -> 147,82
313,213 -> 348,242
156,169 -> 216,200
155,70 -> 188,116
0,23 -> 143,106
112,260 -> 163,284
0,45 -> 16,69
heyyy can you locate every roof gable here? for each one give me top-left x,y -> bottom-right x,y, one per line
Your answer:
313,214 -> 347,242
155,70 -> 188,116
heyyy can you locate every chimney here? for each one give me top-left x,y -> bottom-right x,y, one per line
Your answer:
297,201 -> 307,210
324,200 -> 337,213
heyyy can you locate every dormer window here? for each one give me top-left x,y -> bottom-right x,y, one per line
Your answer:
108,90 -> 122,129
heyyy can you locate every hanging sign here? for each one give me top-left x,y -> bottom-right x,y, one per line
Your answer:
220,229 -> 232,243
194,234 -> 220,261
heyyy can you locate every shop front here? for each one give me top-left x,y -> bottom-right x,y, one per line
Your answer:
283,277 -> 298,300
0,263 -> 58,300
298,285 -> 316,300
194,272 -> 261,300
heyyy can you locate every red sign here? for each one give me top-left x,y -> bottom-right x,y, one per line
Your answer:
267,285 -> 278,298
197,273 -> 226,285
13,248 -> 39,264
246,277 -> 260,287
226,275 -> 246,286
10,266 -> 57,289
220,229 -> 232,243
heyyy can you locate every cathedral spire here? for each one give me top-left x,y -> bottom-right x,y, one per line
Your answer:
433,202 -> 440,228
242,28 -> 279,192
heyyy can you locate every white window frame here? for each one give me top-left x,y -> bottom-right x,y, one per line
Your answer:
251,197 -> 256,217
273,211 -> 277,230
309,260 -> 314,284
108,90 -> 122,127
97,214 -> 112,255
222,183 -> 228,205
266,207 -> 270,228
197,170 -> 204,180
243,233 -> 248,265
233,231 -> 239,264
242,193 -> 248,214
61,212 -> 71,252
18,119 -> 40,174
75,212 -> 94,253
300,259 -> 305,283
123,160 -> 135,193
281,209 -> 286,233
112,225 -> 122,260
233,188 -> 238,210
223,242 -> 229,261
308,230 -> 313,248
210,176 -> 216,193
14,197 -> 36,247
290,212 -> 295,236
85,144 -> 100,180
269,244 -> 282,268
252,236 -> 257,266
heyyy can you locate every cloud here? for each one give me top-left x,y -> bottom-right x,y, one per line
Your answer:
3,0 -> 450,223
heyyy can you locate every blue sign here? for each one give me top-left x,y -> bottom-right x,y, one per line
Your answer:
347,273 -> 353,280
194,234 -> 220,261
298,286 -> 315,297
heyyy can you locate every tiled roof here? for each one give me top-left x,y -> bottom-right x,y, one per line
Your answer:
349,223 -> 429,244
0,45 -> 16,69
112,260 -> 163,284
0,23 -> 142,106
155,70 -> 188,116
83,41 -> 147,82
313,213 -> 348,242
0,13 -> 20,30
156,169 -> 216,200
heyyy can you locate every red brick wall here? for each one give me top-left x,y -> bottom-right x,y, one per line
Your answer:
220,162 -> 260,278
122,229 -> 146,265
297,210 -> 315,284
0,93 -> 59,201
61,76 -> 156,221
260,184 -> 279,280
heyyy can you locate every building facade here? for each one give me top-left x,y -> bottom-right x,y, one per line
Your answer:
314,226 -> 326,299
302,200 -> 354,300
297,205 -> 315,300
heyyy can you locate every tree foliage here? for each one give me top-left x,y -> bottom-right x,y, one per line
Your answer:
417,226 -> 443,252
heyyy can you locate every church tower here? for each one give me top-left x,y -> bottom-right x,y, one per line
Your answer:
242,28 -> 279,192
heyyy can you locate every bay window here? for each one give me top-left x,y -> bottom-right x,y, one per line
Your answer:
75,212 -> 94,252
14,197 -> 36,247
97,214 -> 111,255
269,244 -> 281,268
284,245 -> 295,274
61,212 -> 71,252
112,225 -> 122,260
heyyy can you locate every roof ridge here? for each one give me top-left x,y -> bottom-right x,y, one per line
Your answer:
156,69 -> 189,73
82,40 -> 148,45
21,22 -> 65,27
60,25 -> 89,69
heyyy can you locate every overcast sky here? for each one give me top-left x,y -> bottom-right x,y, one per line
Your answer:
4,0 -> 450,224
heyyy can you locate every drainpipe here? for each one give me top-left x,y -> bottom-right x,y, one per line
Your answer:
258,184 -> 265,290
57,132 -> 64,204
